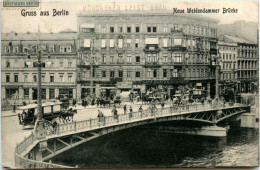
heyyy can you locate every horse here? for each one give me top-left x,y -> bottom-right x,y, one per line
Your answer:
59,109 -> 77,123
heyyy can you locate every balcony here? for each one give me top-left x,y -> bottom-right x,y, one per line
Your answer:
79,47 -> 91,52
170,76 -> 184,81
210,48 -> 217,54
144,62 -> 161,67
144,46 -> 160,52
110,77 -> 123,83
185,76 -> 216,81
168,46 -> 186,52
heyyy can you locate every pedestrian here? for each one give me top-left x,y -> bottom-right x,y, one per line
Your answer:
166,94 -> 169,101
52,118 -> 58,134
97,98 -> 100,107
201,97 -> 205,105
84,98 -> 88,107
138,106 -> 143,117
12,103 -> 16,113
129,106 -> 133,118
123,104 -> 127,114
97,110 -> 104,125
161,101 -> 165,108
73,99 -> 77,107
113,108 -> 118,120
82,99 -> 85,107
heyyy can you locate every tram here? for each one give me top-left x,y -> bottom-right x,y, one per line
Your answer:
17,100 -> 77,129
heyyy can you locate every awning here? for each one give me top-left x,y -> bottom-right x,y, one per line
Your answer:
174,39 -> 182,45
145,38 -> 159,44
84,39 -> 91,47
80,23 -> 95,28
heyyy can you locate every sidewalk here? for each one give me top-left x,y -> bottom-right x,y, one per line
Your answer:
1,110 -> 18,118
2,101 -> 170,118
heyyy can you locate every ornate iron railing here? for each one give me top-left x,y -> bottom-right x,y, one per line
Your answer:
45,103 -> 227,137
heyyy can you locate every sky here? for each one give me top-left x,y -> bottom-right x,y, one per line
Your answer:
1,0 -> 258,33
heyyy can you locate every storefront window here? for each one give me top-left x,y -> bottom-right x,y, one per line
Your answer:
24,89 -> 29,99
42,89 -> 46,99
59,89 -> 73,99
49,89 -> 55,99
6,89 -> 18,99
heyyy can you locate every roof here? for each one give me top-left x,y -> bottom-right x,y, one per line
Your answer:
18,102 -> 62,110
2,32 -> 77,41
223,35 -> 255,44
59,28 -> 77,33
77,10 -> 219,23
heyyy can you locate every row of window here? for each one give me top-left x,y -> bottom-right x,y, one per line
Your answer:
83,38 -> 211,49
5,88 -> 73,100
97,54 -> 183,63
219,46 -> 236,51
239,46 -> 257,50
221,63 -> 236,70
86,69 -> 179,78
238,51 -> 257,58
5,61 -> 73,68
237,70 -> 257,79
5,73 -> 73,83
3,45 -> 73,53
237,61 -> 258,69
220,53 -> 236,61
82,67 -> 210,79
84,24 -> 217,37
221,73 -> 235,81
82,53 -> 209,64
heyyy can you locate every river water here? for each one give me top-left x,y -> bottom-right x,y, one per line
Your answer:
52,127 -> 259,168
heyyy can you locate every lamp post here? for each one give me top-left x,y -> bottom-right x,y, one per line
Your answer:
27,25 -> 51,139
90,38 -> 98,97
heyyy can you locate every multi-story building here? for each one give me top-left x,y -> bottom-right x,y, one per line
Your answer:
1,30 -> 77,104
218,41 -> 238,98
218,35 -> 258,94
76,11 -> 219,101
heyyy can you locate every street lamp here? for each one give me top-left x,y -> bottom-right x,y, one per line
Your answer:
27,25 -> 51,139
90,38 -> 98,97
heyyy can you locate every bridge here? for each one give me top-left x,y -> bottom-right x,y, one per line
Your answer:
15,103 -> 250,168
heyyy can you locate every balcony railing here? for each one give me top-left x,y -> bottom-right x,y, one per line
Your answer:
144,46 -> 160,52
110,77 -> 123,83
144,62 -> 160,67
210,48 -> 217,54
168,46 -> 186,51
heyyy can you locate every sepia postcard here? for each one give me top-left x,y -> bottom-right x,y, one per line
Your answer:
1,0 -> 259,168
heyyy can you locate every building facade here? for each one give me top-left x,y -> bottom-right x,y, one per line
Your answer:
218,35 -> 258,94
1,30 -> 77,104
76,11 -> 219,101
218,41 -> 238,99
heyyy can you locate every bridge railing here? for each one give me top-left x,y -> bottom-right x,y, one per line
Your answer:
45,103 -> 223,137
14,132 -> 73,168
15,102 -> 247,168
15,153 -> 72,169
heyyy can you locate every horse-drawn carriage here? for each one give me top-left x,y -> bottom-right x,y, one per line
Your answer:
113,96 -> 122,105
18,101 -> 77,129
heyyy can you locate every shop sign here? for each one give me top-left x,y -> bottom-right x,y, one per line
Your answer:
117,82 -> 132,89
142,80 -> 172,84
